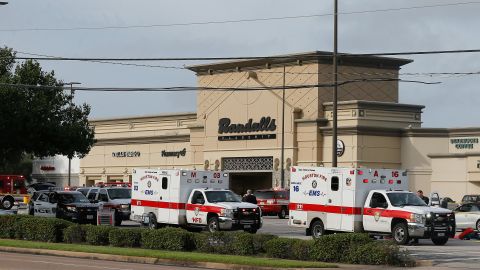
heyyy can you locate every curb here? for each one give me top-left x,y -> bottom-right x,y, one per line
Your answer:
0,246 -> 337,270
415,259 -> 434,267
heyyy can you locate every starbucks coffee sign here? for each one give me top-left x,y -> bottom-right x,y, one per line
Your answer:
449,137 -> 480,153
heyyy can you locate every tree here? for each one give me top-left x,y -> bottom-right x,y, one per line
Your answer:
0,47 -> 95,172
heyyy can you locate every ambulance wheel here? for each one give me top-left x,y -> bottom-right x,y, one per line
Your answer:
311,220 -> 325,239
392,222 -> 409,245
278,208 -> 287,219
207,216 -> 220,232
476,220 -> 480,232
148,213 -> 158,229
431,236 -> 448,245
114,211 -> 122,226
1,197 -> 14,210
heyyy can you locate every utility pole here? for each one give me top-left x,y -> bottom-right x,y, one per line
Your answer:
64,82 -> 81,187
332,0 -> 339,167
281,65 -> 286,188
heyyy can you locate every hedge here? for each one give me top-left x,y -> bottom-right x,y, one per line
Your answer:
85,225 -> 116,246
0,216 -> 412,266
141,227 -> 194,251
109,228 -> 143,248
8,215 -> 72,242
63,224 -> 87,243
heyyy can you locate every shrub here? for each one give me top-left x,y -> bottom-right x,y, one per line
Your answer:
252,233 -> 277,254
142,227 -> 194,251
0,215 -> 22,239
85,225 -> 116,245
109,228 -> 143,248
231,232 -> 255,256
311,233 -> 372,262
194,231 -> 236,254
264,238 -> 299,259
63,224 -> 87,243
347,241 -> 414,266
14,216 -> 72,242
291,239 -> 314,261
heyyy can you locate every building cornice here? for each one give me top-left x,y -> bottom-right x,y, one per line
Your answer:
320,125 -> 402,136
90,112 -> 197,124
428,152 -> 480,158
186,51 -> 412,75
323,100 -> 424,112
94,134 -> 190,146
402,127 -> 480,138
295,118 -> 328,126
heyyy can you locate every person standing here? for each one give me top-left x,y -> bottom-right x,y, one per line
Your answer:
417,190 -> 429,205
242,189 -> 257,204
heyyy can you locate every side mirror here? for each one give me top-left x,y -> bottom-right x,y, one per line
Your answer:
197,199 -> 205,205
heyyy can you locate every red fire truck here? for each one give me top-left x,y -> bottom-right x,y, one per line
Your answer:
0,175 -> 28,210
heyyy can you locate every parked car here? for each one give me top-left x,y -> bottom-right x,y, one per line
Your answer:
454,203 -> 480,231
79,186 -> 131,226
32,191 -> 98,224
26,182 -> 56,195
254,189 -> 289,219
461,195 -> 480,204
28,190 -> 50,215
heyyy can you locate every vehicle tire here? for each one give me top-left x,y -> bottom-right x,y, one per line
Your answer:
207,216 -> 220,233
392,222 -> 410,245
114,211 -> 122,226
148,213 -> 158,229
431,236 -> 449,245
28,203 -> 34,215
244,228 -> 258,234
310,220 -> 325,239
1,197 -> 14,210
476,220 -> 480,232
278,207 -> 287,219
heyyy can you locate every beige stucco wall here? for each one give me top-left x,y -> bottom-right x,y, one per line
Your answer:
79,113 -> 197,186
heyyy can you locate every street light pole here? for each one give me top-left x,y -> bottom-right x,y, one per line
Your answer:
280,65 -> 286,188
64,82 -> 81,187
332,0 -> 339,167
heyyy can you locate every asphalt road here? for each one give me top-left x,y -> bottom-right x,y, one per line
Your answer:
0,252 -> 206,270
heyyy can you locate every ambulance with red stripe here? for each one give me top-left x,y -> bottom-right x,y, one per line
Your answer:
289,167 -> 456,245
130,169 -> 262,233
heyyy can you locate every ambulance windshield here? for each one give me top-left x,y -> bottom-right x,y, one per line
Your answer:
387,192 -> 427,207
205,191 -> 241,203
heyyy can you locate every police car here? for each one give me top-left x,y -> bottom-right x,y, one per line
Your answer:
32,191 -> 99,224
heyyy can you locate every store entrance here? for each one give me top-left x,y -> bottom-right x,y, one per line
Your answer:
229,172 -> 272,196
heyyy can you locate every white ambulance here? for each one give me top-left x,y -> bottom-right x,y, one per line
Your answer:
130,168 -> 262,233
289,167 -> 456,245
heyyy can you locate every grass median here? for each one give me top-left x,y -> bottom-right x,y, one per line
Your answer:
0,239 -> 336,268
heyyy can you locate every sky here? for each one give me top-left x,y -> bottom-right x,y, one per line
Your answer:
1,0 -> 479,128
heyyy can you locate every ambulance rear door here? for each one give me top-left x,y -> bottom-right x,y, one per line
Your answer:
340,170 -> 356,232
156,172 -> 171,224
326,169 -> 343,230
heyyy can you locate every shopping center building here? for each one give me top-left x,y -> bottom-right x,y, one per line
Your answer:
76,51 -> 480,201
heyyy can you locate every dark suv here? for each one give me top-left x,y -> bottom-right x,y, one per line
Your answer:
32,191 -> 98,224
461,195 -> 480,204
78,186 -> 131,226
254,189 -> 289,219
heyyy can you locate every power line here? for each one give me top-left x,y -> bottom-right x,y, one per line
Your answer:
1,1 -> 478,32
0,78 -> 441,93
9,49 -> 480,62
